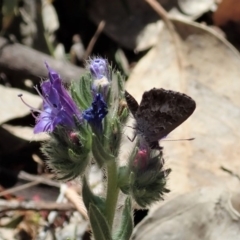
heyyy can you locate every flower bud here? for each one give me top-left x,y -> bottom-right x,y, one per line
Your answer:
89,58 -> 109,80
42,125 -> 91,181
83,93 -> 108,134
89,58 -> 110,99
128,140 -> 171,207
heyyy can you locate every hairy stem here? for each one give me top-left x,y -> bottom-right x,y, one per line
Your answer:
105,160 -> 119,230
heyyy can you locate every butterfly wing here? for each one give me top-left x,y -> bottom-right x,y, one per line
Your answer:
125,90 -> 139,116
135,88 -> 196,145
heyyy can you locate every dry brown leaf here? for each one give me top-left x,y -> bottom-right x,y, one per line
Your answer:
125,18 -> 240,201
178,0 -> 215,16
88,0 -> 214,50
0,86 -> 41,124
1,124 -> 48,142
132,187 -> 240,240
15,211 -> 40,240
213,0 -> 240,26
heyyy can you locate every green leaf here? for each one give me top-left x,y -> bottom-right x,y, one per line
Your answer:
71,73 -> 93,110
68,148 -> 81,162
82,176 -> 106,215
113,197 -> 133,240
89,203 -> 112,240
118,166 -> 130,194
78,122 -> 92,150
92,134 -> 115,167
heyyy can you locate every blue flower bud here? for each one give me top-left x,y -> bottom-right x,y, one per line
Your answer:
83,93 -> 108,133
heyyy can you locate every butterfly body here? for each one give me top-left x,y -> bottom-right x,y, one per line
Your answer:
125,88 -> 196,149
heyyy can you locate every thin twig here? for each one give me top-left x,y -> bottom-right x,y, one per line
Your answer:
0,171 -> 60,197
0,169 -> 88,220
0,199 -> 75,213
84,20 -> 106,60
145,0 -> 184,89
145,0 -> 174,33
220,166 -> 240,181
18,171 -> 60,188
0,180 -> 41,197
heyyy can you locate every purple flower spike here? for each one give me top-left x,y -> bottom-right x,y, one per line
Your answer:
19,63 -> 82,134
89,58 -> 110,98
89,58 -> 108,80
83,93 -> 108,132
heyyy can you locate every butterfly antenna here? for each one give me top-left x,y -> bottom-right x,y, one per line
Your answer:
124,125 -> 136,130
162,138 -> 195,142
120,120 -> 136,130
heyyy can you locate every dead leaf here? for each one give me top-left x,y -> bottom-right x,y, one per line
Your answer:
41,0 -> 59,33
178,0 -> 215,16
125,18 -> 240,201
0,85 -> 41,124
2,124 -> 48,142
131,187 -> 240,240
213,0 -> 240,26
88,0 -> 214,50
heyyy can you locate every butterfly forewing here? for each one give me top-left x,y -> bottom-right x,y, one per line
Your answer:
125,90 -> 139,117
125,88 -> 196,149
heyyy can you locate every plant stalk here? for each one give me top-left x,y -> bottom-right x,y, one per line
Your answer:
105,159 -> 119,230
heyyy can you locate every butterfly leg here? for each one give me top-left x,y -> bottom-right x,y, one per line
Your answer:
149,141 -> 163,150
127,133 -> 137,142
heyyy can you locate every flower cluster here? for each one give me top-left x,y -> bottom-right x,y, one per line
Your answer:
19,60 -> 110,134
19,57 -> 171,240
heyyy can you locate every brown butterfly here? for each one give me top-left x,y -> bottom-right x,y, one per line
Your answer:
125,88 -> 196,149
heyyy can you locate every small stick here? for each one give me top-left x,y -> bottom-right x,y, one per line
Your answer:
0,199 -> 75,213
220,166 -> 240,181
144,0 -> 184,88
145,0 -> 175,34
18,171 -> 60,188
84,20 -> 106,60
0,180 -> 41,197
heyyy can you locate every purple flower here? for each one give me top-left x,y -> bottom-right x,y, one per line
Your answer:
89,58 -> 109,80
19,63 -> 82,134
83,93 -> 108,132
89,58 -> 110,98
